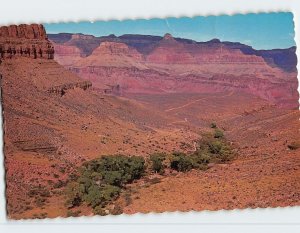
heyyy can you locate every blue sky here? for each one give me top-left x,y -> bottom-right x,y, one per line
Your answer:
45,12 -> 295,50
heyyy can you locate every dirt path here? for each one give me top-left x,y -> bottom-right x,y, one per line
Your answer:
164,91 -> 234,112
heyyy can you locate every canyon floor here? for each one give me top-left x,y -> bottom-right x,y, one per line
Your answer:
2,58 -> 299,219
120,92 -> 300,213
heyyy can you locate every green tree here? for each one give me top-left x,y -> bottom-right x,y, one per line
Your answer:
65,155 -> 145,213
150,153 -> 166,174
65,182 -> 84,208
170,152 -> 195,172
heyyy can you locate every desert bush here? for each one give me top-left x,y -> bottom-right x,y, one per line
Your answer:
83,184 -> 120,208
65,181 -> 84,207
210,122 -> 217,128
214,128 -> 224,138
102,171 -> 123,186
93,206 -> 107,216
66,210 -> 81,217
170,148 -> 215,172
191,150 -> 212,166
86,155 -> 145,186
208,140 -> 233,162
196,133 -> 234,163
170,152 -> 197,172
110,204 -> 123,215
65,155 -> 145,212
65,136 -> 234,213
150,153 -> 166,174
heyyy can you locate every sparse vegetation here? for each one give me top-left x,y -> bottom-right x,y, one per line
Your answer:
65,128 -> 234,216
65,155 -> 145,215
170,152 -> 194,171
170,131 -> 233,171
197,132 -> 234,163
214,128 -> 224,138
67,210 -> 81,217
210,122 -> 217,128
150,153 -> 166,174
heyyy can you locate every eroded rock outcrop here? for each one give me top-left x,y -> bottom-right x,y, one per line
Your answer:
147,34 -> 266,64
0,24 -> 47,39
49,32 -> 299,109
92,42 -> 142,59
0,24 -> 54,60
47,81 -> 92,96
52,43 -> 84,66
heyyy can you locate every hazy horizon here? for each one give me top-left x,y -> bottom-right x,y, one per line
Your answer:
45,12 -> 296,50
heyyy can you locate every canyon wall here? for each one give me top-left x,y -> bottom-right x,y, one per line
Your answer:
49,32 -> 299,109
0,24 -> 92,94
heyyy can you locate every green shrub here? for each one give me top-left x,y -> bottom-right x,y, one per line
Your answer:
92,155 -> 145,185
93,206 -> 107,216
170,152 -> 196,172
103,171 -> 123,186
150,153 -> 166,174
208,140 -> 223,154
65,182 -> 84,208
192,150 -> 211,164
83,184 -> 120,208
210,122 -> 217,128
65,155 -> 145,212
197,133 -> 234,163
110,204 -> 123,215
214,128 -> 224,138
65,135 -> 235,213
66,210 -> 81,217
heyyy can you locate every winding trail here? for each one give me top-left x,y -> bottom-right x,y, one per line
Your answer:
164,91 -> 234,112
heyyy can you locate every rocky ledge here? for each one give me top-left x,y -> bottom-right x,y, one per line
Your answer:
47,81 -> 92,96
0,24 -> 54,60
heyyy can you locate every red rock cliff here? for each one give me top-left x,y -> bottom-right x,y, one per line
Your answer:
0,24 -> 54,60
0,24 -> 47,39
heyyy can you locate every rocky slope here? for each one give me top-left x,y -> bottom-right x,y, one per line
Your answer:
1,24 -> 195,218
49,33 -> 299,109
122,92 -> 300,214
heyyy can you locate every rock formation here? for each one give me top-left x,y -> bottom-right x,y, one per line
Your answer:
0,24 -> 54,60
0,24 -> 47,39
48,81 -> 92,96
49,32 -> 298,109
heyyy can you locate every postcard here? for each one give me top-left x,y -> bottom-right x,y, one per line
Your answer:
0,12 -> 299,219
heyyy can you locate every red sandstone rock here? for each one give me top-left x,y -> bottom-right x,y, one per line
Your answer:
146,34 -> 195,64
61,34 -> 298,109
92,41 -> 142,59
18,29 -> 297,109
0,24 -> 46,39
52,43 -> 84,66
0,24 -> 53,60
